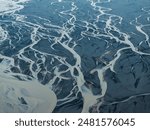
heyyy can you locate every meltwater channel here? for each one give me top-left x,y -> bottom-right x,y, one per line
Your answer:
0,0 -> 150,113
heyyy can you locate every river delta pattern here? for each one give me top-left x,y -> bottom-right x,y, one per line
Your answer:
0,0 -> 150,113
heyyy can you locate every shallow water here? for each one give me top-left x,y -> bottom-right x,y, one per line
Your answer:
0,0 -> 150,113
